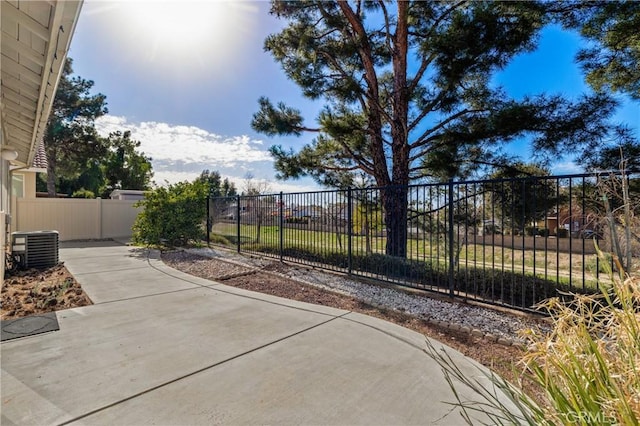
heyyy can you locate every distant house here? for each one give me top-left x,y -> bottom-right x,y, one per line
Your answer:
325,203 -> 350,225
110,190 -> 146,201
217,201 -> 250,220
291,205 -> 324,220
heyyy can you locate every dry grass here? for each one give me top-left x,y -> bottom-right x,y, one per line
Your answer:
522,274 -> 640,424
425,262 -> 640,425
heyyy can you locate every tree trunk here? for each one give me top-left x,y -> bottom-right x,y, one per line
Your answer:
382,1 -> 410,259
334,209 -> 343,250
342,0 -> 411,258
46,152 -> 57,197
364,205 -> 372,254
383,185 -> 408,258
255,205 -> 262,244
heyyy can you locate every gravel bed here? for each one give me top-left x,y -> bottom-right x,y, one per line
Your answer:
181,247 -> 550,344
162,251 -> 256,279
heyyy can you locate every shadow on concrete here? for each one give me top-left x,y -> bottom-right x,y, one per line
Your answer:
60,239 -> 128,249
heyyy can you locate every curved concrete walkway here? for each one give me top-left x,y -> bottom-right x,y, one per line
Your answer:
1,241 -> 515,425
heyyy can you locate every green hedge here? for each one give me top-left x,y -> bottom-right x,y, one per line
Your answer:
285,217 -> 309,224
132,180 -> 207,246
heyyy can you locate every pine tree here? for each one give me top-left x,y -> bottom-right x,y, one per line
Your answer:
253,1 -> 622,257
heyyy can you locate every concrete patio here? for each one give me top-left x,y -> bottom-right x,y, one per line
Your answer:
1,240 -> 515,425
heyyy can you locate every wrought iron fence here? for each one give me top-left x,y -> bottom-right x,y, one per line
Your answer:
207,172 -> 638,312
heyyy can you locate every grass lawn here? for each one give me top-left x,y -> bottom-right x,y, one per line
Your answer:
211,222 -> 604,292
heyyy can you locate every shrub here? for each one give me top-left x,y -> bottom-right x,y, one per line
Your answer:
522,274 -> 640,424
586,252 -> 614,274
71,188 -> 96,199
425,267 -> 640,425
132,180 -> 207,246
209,233 -> 232,246
525,227 -> 549,236
285,217 -> 309,224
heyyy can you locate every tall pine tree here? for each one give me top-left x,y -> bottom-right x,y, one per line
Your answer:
44,58 -> 108,196
252,1 -> 623,257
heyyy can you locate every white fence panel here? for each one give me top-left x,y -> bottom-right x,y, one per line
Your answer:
14,198 -> 141,241
101,200 -> 142,238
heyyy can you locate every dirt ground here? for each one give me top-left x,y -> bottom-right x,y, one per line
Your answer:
1,263 -> 92,321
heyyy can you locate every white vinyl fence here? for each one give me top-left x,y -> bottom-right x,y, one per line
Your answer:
12,198 -> 142,241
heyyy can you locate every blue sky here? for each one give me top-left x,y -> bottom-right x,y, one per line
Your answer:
68,0 -> 639,191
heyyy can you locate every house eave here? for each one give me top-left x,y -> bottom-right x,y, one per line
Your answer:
1,0 -> 84,167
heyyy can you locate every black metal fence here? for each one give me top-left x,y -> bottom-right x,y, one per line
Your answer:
207,172 -> 638,312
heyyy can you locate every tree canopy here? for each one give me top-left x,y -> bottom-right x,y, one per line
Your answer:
581,140 -> 640,173
52,131 -> 153,198
41,59 -> 154,198
554,1 -> 640,171
252,0 -> 624,257
44,58 -> 108,196
102,131 -> 154,198
487,162 -> 558,233
198,170 -> 237,197
555,1 -> 640,100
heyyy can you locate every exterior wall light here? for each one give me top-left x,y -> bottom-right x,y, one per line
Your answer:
1,149 -> 19,161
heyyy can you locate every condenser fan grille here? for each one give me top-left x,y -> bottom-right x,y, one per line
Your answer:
11,231 -> 59,269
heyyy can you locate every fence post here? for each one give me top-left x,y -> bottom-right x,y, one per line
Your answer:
448,179 -> 455,298
347,188 -> 352,275
236,195 -> 241,253
96,198 -> 103,239
279,192 -> 284,262
206,196 -> 210,247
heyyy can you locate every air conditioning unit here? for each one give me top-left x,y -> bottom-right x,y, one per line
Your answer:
11,231 -> 59,269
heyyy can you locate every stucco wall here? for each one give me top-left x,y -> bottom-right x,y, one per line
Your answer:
11,170 -> 37,198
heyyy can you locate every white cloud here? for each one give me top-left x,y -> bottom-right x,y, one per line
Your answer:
150,171 -> 319,194
551,161 -> 584,175
96,115 -> 270,166
94,115 -> 321,193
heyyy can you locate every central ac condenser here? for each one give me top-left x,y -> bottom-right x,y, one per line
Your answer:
11,231 -> 59,269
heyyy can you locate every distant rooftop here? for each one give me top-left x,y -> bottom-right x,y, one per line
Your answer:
110,189 -> 146,200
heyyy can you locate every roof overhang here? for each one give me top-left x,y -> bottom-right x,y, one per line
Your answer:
10,165 -> 46,174
1,0 -> 83,167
